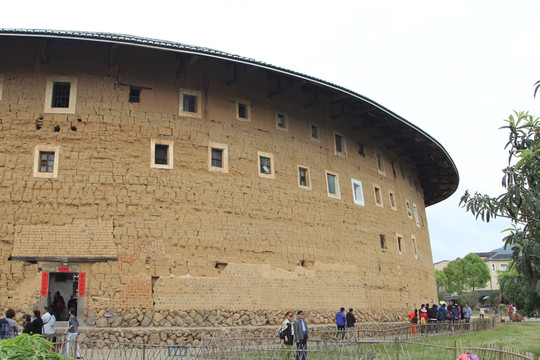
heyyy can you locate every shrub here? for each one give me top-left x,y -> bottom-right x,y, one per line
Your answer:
0,333 -> 71,359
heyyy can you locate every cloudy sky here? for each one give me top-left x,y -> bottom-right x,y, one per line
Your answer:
3,0 -> 539,262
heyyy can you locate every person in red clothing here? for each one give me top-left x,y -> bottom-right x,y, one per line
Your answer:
419,304 -> 429,333
407,309 -> 418,335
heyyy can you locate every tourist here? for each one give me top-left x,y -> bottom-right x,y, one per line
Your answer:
64,308 -> 81,359
293,310 -> 308,360
345,308 -> 356,340
437,304 -> 447,332
335,307 -> 346,340
4,309 -> 19,338
42,307 -> 56,344
407,309 -> 418,335
463,303 -> 472,329
279,311 -> 294,360
52,291 -> 65,321
0,312 -> 9,339
68,295 -> 77,315
30,310 -> 43,336
479,305 -> 485,319
22,314 -> 33,334
419,304 -> 428,333
428,304 -> 438,333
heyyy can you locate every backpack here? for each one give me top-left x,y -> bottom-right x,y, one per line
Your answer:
278,326 -> 285,339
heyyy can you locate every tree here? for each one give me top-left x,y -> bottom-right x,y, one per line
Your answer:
460,108 -> 540,313
462,254 -> 491,291
438,254 -> 490,294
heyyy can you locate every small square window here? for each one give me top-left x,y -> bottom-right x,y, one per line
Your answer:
376,150 -> 386,176
413,203 -> 420,227
389,191 -> 397,211
129,87 -> 141,103
235,99 -> 251,121
334,131 -> 346,157
411,236 -> 419,259
151,139 -> 174,169
406,200 -> 413,219
396,234 -> 403,254
258,151 -> 274,179
373,184 -> 383,207
325,170 -> 340,199
351,179 -> 365,206
208,142 -> 229,173
44,76 -> 77,114
276,112 -> 289,131
297,165 -> 311,190
33,145 -> 60,178
500,263 -> 507,271
310,123 -> 319,141
179,89 -> 202,118
380,234 -> 387,249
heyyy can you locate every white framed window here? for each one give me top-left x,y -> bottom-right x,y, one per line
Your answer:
151,139 -> 174,169
406,200 -> 413,219
388,191 -> 397,211
413,203 -> 420,227
258,151 -> 275,179
235,99 -> 251,121
179,88 -> 202,118
325,170 -> 340,199
44,76 -> 78,114
375,150 -> 386,176
334,131 -> 346,157
396,234 -> 404,254
309,123 -> 319,142
0,73 -> 4,100
500,263 -> 508,271
208,142 -> 228,173
275,112 -> 289,131
297,165 -> 311,190
373,184 -> 383,207
351,179 -> 365,206
33,145 -> 60,179
411,235 -> 419,259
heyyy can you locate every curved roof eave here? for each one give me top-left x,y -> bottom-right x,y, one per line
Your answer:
0,28 -> 459,206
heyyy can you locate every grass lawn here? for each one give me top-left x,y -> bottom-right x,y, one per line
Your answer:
416,321 -> 540,357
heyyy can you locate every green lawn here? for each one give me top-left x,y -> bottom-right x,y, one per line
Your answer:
416,322 -> 540,357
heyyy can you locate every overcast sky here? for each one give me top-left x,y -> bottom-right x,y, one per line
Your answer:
3,0 -> 539,263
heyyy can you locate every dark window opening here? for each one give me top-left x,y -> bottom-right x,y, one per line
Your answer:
51,82 -> 71,108
70,125 -> 77,131
276,113 -> 287,128
260,156 -> 271,174
299,168 -> 308,186
238,103 -> 247,119
129,87 -> 141,103
380,234 -> 386,249
39,152 -> 55,173
398,237 -> 402,252
215,262 -> 228,270
54,125 -> 60,132
183,94 -> 197,113
311,124 -> 318,139
211,148 -> 223,168
155,144 -> 169,165
335,134 -> 343,153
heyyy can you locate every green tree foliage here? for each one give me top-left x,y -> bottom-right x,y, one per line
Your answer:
0,333 -> 70,359
458,291 -> 481,307
460,110 -> 540,313
498,261 -> 540,316
438,254 -> 490,294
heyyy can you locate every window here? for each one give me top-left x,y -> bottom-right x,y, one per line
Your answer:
413,203 -> 420,227
334,131 -> 346,157
500,263 -> 508,271
388,191 -> 397,211
396,234 -> 403,254
492,264 -> 496,271
351,179 -> 365,206
373,184 -> 383,207
151,139 -> 174,169
411,235 -> 418,259
44,76 -> 77,114
258,151 -> 274,179
297,165 -> 311,190
380,234 -> 386,249
235,99 -> 251,121
310,123 -> 319,141
33,145 -> 60,178
406,200 -> 413,219
275,112 -> 288,130
208,142 -> 228,173
325,170 -> 340,199
129,87 -> 141,103
179,89 -> 202,118
375,150 -> 386,175
0,73 -> 3,100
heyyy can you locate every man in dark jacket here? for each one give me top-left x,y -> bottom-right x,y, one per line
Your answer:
437,304 -> 448,332
346,308 -> 356,340
427,304 -> 438,333
293,311 -> 308,360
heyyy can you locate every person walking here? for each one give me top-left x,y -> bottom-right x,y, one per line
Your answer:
293,311 -> 308,360
4,309 -> 19,339
407,309 -> 418,335
463,303 -> 472,330
345,308 -> 356,340
64,308 -> 82,359
335,307 -> 346,340
279,311 -> 294,360
42,307 -> 56,351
